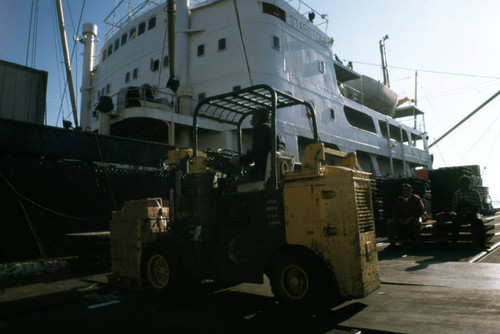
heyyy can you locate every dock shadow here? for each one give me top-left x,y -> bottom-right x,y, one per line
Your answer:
149,290 -> 369,334
1,277 -> 370,333
405,258 -> 436,271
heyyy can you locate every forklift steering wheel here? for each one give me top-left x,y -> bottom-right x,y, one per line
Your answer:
216,148 -> 236,159
206,149 -> 240,178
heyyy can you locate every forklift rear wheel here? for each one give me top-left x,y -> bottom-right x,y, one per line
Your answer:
270,252 -> 327,306
142,247 -> 181,295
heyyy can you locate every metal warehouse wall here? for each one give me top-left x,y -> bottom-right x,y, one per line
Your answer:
0,59 -> 48,124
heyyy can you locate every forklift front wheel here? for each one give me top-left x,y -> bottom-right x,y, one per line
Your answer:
270,252 -> 327,307
142,247 -> 181,295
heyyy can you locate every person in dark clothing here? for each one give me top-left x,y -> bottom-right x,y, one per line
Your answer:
227,108 -> 285,191
452,176 -> 482,215
451,175 -> 489,244
386,183 -> 425,249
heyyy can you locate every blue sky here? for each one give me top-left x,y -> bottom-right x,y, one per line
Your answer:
1,0 -> 500,200
310,0 -> 500,200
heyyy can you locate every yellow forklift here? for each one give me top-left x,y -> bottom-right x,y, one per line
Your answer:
109,85 -> 379,306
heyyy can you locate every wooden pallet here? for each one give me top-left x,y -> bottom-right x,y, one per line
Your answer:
398,218 -> 494,248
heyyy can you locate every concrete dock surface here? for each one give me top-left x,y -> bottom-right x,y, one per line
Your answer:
1,214 -> 499,333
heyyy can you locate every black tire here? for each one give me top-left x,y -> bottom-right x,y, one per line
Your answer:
270,251 -> 331,307
142,245 -> 182,296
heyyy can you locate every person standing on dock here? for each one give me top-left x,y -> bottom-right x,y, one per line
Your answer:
386,183 -> 425,249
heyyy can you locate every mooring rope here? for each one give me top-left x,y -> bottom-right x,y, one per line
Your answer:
0,169 -> 98,222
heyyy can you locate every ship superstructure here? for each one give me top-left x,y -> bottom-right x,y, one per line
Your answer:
80,0 -> 432,177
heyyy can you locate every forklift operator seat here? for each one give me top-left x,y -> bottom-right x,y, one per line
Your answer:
236,151 -> 295,192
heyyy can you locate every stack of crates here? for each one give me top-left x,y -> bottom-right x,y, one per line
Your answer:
108,198 -> 169,287
428,167 -> 474,216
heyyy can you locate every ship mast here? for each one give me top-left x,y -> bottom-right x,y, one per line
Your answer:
55,0 -> 79,128
379,35 -> 390,88
166,0 -> 179,92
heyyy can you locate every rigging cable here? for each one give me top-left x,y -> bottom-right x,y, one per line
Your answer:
340,57 -> 500,102
454,107 -> 500,166
429,89 -> 500,148
24,0 -> 40,68
232,0 -> 254,86
344,59 -> 500,80
65,0 -> 77,33
93,135 -> 118,211
0,170 -> 98,222
30,0 -> 39,67
50,0 -> 68,127
17,197 -> 47,258
53,0 -> 86,125
483,117 -> 500,169
51,0 -> 71,126
418,81 -> 450,166
25,0 -> 35,66
65,0 -> 78,114
62,0 -> 87,123
430,81 -> 500,100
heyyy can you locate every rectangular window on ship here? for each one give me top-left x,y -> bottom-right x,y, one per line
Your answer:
218,38 -> 226,51
138,22 -> 146,35
148,17 -> 156,30
262,2 -> 286,22
197,44 -> 205,57
272,36 -> 280,50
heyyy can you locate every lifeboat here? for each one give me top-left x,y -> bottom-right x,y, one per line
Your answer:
344,75 -> 398,117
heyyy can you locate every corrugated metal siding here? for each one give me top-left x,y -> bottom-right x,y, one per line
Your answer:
0,60 -> 47,124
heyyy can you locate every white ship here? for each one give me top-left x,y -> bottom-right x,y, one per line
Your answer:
78,0 -> 432,177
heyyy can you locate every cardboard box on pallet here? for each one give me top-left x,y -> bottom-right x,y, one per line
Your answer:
112,198 -> 164,220
109,198 -> 169,286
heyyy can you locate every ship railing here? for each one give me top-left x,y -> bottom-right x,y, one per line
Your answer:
339,83 -> 364,105
285,0 -> 329,31
105,86 -> 175,113
107,86 -> 212,116
397,116 -> 426,133
194,0 -> 330,31
103,0 -> 162,42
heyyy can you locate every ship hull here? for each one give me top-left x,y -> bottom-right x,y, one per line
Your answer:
0,118 -> 172,262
